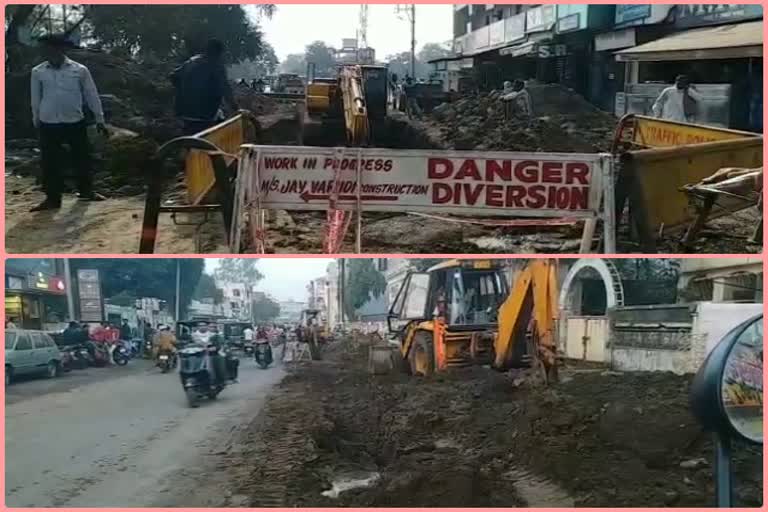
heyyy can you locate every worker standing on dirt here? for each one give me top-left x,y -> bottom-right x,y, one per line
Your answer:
29,34 -> 109,212
502,79 -> 533,120
652,75 -> 702,123
171,38 -> 239,135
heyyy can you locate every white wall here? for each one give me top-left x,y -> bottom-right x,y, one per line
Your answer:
689,302 -> 764,370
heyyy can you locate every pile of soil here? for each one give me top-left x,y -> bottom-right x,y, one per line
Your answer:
5,48 -> 178,197
426,84 -> 616,153
223,337 -> 762,507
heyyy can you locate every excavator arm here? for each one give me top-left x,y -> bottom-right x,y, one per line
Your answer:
493,259 -> 559,383
338,65 -> 370,146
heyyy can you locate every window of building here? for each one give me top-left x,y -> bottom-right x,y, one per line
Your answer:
233,289 -> 241,297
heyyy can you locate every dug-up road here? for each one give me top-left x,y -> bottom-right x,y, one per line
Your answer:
5,359 -> 284,507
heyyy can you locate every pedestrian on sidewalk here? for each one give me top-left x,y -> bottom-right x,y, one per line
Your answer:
171,38 -> 240,136
30,34 -> 109,212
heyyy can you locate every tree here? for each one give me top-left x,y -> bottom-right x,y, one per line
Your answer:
343,259 -> 386,320
85,5 -> 274,62
69,259 -> 205,318
418,42 -> 452,64
252,295 -> 281,323
280,53 -> 306,74
193,273 -> 224,304
214,259 -> 263,285
385,42 -> 453,80
228,41 -> 278,79
304,41 -> 336,76
611,259 -> 681,281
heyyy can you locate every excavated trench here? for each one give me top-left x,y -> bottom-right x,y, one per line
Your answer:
218,338 -> 762,508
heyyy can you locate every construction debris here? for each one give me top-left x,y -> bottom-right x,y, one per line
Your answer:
426,84 -> 616,153
212,336 -> 763,507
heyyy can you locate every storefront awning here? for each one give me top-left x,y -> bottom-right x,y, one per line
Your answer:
616,21 -> 763,61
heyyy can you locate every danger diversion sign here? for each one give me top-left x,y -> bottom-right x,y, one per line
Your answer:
240,145 -> 612,219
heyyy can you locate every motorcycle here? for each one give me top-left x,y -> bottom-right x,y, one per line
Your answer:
86,341 -> 111,367
143,340 -> 154,359
157,348 -> 178,373
254,341 -> 273,369
178,344 -> 236,408
113,343 -> 130,366
59,348 -> 74,372
70,344 -> 91,369
243,342 -> 255,357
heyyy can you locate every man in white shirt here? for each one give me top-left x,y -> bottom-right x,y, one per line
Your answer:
652,75 -> 703,124
30,35 -> 109,211
243,325 -> 255,343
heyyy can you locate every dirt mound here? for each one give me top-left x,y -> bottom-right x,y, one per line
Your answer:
427,84 -> 616,153
6,48 -> 175,141
222,340 -> 762,507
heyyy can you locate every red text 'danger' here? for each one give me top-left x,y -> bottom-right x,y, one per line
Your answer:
428,158 -> 591,185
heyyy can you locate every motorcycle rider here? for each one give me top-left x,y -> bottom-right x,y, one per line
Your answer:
192,324 -> 234,384
254,325 -> 273,366
153,324 -> 178,367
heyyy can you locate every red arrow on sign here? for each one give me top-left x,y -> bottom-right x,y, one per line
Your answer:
299,191 -> 399,203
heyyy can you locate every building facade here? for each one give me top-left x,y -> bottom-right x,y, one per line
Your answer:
276,299 -> 306,324
443,4 -> 762,131
678,258 -> 763,303
219,282 -> 253,321
5,259 -> 68,330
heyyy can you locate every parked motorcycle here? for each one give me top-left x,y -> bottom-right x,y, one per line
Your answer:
178,344 -> 237,408
157,348 -> 178,373
254,341 -> 273,369
86,341 -> 111,367
70,344 -> 92,369
59,348 -> 74,372
113,343 -> 130,366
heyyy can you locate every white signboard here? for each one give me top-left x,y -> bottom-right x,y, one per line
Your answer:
240,145 -> 612,216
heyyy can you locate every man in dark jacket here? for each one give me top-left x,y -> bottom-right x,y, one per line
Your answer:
171,39 -> 239,135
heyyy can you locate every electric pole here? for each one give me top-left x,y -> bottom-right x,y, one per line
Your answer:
410,4 -> 416,78
63,259 -> 76,321
175,259 -> 181,322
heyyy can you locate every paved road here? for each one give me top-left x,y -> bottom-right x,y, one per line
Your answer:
5,358 -> 284,507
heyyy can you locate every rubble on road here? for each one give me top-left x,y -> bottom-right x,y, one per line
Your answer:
218,336 -> 762,508
426,84 -> 616,153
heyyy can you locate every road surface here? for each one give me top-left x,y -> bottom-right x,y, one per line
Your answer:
5,358 -> 284,507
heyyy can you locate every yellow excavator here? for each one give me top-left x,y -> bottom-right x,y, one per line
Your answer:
383,259 -> 559,383
304,62 -> 389,146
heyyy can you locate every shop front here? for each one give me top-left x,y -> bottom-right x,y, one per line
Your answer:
616,13 -> 762,131
5,269 -> 67,331
552,5 -> 615,105
593,4 -> 675,113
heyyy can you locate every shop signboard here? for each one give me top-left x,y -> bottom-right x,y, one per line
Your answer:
489,19 -> 505,47
676,4 -> 763,28
557,13 -> 581,34
595,28 -> 637,52
526,5 -> 556,33
77,269 -> 103,322
504,13 -> 526,43
615,5 -> 652,25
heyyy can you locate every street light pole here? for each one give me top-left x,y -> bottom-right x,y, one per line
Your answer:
175,260 -> 181,322
63,259 -> 76,321
410,5 -> 416,78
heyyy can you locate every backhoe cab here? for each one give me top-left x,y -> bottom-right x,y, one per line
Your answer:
387,259 -> 559,383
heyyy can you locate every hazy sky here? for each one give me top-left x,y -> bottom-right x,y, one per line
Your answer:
252,4 -> 453,60
204,258 -> 333,302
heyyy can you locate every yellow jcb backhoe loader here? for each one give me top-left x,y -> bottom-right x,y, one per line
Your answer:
304,62 -> 388,146
384,259 -> 559,383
